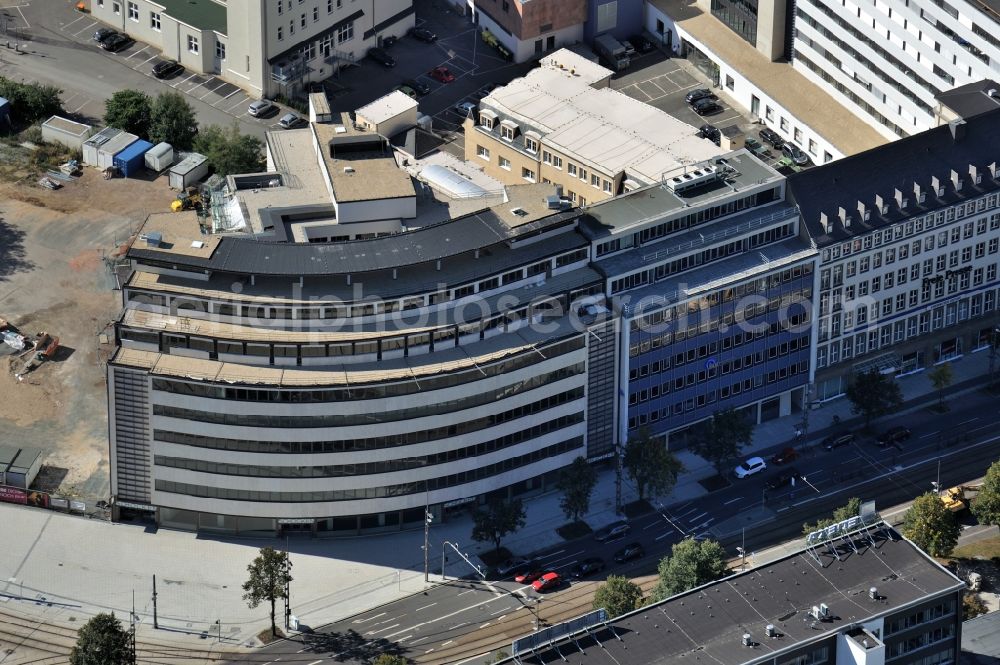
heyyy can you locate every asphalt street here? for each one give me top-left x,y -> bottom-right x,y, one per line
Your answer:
240,396 -> 1000,665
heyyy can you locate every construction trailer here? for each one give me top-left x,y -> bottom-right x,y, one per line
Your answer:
41,116 -> 94,150
145,142 -> 175,172
168,153 -> 209,190
0,446 -> 43,489
82,127 -> 123,166
97,133 -> 140,170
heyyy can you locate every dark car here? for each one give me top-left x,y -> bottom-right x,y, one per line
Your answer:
744,137 -> 769,156
382,35 -> 398,47
94,27 -> 116,43
613,542 -> 645,563
402,78 -> 431,95
693,98 -> 723,115
410,27 -> 438,42
628,35 -> 656,54
766,468 -> 801,490
368,47 -> 396,67
152,60 -> 183,79
429,66 -> 456,83
759,127 -> 785,148
771,447 -> 799,464
823,431 -> 856,450
101,33 -> 133,52
782,143 -> 810,166
569,557 -> 605,579
594,521 -> 631,542
495,557 -> 533,577
685,88 -> 715,104
697,123 -> 721,145
877,426 -> 912,447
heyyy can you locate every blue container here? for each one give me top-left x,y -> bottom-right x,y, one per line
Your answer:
113,139 -> 154,177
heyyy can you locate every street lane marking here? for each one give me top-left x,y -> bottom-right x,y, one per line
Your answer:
644,521 -> 660,530
490,606 -> 510,615
970,424 -> 996,432
72,20 -> 97,37
442,640 -> 454,646
920,431 -> 940,439
723,497 -> 743,505
411,636 -> 429,645
366,623 -> 399,635
457,589 -> 476,596
396,634 -> 413,642
16,5 -> 30,29
127,45 -> 150,60
352,611 -> 385,624
479,622 -> 491,629
539,549 -> 565,561
415,602 -> 437,611
141,54 -> 158,65
306,661 -> 323,665
220,88 -> 241,101
64,15 -> 88,30
655,531 -> 674,541
688,511 -> 708,523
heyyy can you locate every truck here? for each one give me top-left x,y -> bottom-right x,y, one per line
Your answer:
939,484 -> 981,513
593,34 -> 630,71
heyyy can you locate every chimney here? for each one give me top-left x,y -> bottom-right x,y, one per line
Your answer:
436,259 -> 442,271
742,634 -> 752,647
949,118 -> 967,141
869,586 -> 878,600
990,162 -> 999,179
970,164 -> 982,184
820,212 -> 831,234
857,200 -> 870,221
913,182 -> 925,203
874,194 -> 887,214
931,175 -> 944,196
951,169 -> 963,191
392,268 -> 397,280
894,188 -> 908,210
838,206 -> 849,227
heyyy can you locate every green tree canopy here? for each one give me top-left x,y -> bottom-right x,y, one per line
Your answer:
557,456 -> 598,522
70,612 -> 131,665
902,492 -> 960,557
104,89 -> 152,138
846,369 -> 903,429
971,458 -> 1000,527
651,537 -> 728,602
623,428 -> 684,501
593,575 -> 644,618
802,497 -> 863,535
373,655 -> 409,665
472,498 -> 526,555
0,77 -> 63,124
193,123 -> 265,176
242,546 -> 292,637
689,408 -> 754,474
149,92 -> 199,150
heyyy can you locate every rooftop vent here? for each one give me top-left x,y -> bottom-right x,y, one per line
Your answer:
811,605 -> 821,620
949,118 -> 967,141
742,633 -> 752,647
931,175 -> 944,196
951,169 -> 963,191
190,240 -> 205,249
766,624 -> 777,638
894,188 -> 908,210
874,194 -> 888,215
819,212 -> 831,234
819,603 -> 830,618
913,183 -> 925,204
970,164 -> 982,184
869,586 -> 879,600
343,166 -> 355,174
857,201 -> 870,221
988,89 -> 999,98
140,231 -> 162,247
510,207 -> 528,217
665,165 -> 721,194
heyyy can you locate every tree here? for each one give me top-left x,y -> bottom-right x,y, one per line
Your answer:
902,492 -> 960,557
557,456 -> 597,522
802,497 -> 862,535
193,123 -> 265,175
689,408 -> 754,474
650,537 -> 728,602
70,612 -> 131,665
593,575 -> 643,618
0,77 -> 63,124
242,546 -> 292,638
104,89 -> 152,138
963,593 -> 988,620
373,655 -> 409,665
472,498 -> 526,555
845,369 -> 903,430
927,362 -> 953,410
149,92 -> 199,150
623,428 -> 684,502
971,458 -> 1000,528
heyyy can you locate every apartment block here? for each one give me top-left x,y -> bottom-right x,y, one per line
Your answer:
470,0 -> 588,62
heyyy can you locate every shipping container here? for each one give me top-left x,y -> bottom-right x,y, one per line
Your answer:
144,142 -> 174,172
168,153 -> 209,190
113,139 -> 154,177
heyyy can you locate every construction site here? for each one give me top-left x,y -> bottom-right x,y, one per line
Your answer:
0,167 -> 175,507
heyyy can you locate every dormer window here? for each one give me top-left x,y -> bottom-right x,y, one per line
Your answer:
524,131 -> 540,154
479,108 -> 497,130
500,119 -> 518,141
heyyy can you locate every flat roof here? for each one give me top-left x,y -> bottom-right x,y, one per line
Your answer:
538,48 -> 612,86
650,0 -> 887,156
355,90 -> 418,126
935,79 -> 1000,119
153,0 -> 227,33
43,115 -> 91,136
312,123 -> 416,203
961,611 -> 1000,665
513,528 -> 963,665
481,65 -> 723,182
579,149 -> 782,238
134,211 -> 220,258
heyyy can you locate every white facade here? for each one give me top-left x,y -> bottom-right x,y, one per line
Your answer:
792,0 -> 1000,139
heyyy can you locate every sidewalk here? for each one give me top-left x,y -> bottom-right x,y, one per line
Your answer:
1,355 -> 991,659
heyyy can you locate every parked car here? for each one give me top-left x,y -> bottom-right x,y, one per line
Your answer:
782,143 -> 810,166
766,468 -> 801,490
307,81 -> 326,93
692,98 -> 723,115
697,124 -> 721,145
381,35 -> 398,47
403,78 -> 431,95
278,113 -> 302,129
628,35 -> 656,54
429,66 -> 456,83
152,60 -> 183,79
569,558 -> 605,579
496,557 -> 533,577
100,33 -> 132,52
593,521 -> 631,542
685,88 -> 715,104
759,128 -> 784,148
744,137 -> 768,156
454,101 -> 477,117
533,571 -> 562,592
514,569 -> 545,584
397,85 -> 418,99
368,47 -> 396,67
734,456 -> 767,479
822,431 -> 856,450
248,100 -> 275,117
410,27 -> 438,42
613,542 -> 644,563
94,27 -> 116,43
877,426 -> 912,447
771,447 -> 799,465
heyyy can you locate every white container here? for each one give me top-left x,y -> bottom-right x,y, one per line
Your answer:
145,142 -> 175,172
168,153 -> 209,190
82,127 -> 122,167
96,132 -> 139,170
41,116 -> 94,151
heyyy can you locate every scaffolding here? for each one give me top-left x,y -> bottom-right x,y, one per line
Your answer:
201,175 -> 248,234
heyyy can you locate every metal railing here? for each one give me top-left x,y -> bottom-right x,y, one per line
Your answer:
641,207 -> 796,263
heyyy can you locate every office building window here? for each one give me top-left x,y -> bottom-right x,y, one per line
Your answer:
794,127 -> 803,143
112,1 -> 121,15
277,25 -> 283,40
725,74 -> 734,90
127,1 -> 138,21
765,105 -> 774,121
328,0 -> 333,11
301,13 -> 306,27
278,0 -> 283,13
499,156 -> 511,170
522,167 -> 536,182
780,117 -> 789,132
150,11 -> 161,30
711,0 -> 758,44
216,41 -> 226,59
313,7 -> 318,21
477,145 -> 490,160
808,139 -> 817,155
337,21 -> 353,43
187,35 -> 199,54
524,136 -> 538,153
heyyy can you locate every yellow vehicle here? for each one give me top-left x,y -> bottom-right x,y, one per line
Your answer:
171,189 -> 202,213
940,484 -> 981,513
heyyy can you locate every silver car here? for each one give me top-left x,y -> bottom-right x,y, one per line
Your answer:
248,100 -> 274,117
278,113 -> 301,129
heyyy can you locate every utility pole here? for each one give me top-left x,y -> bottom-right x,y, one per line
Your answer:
130,590 -> 137,665
424,487 -> 433,582
152,575 -> 158,630
615,442 -> 624,515
284,536 -> 291,631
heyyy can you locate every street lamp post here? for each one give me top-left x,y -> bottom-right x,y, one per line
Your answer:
423,488 -> 433,583
526,597 -> 543,630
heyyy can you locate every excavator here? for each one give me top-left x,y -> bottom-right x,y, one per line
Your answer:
939,484 -> 981,513
10,332 -> 60,380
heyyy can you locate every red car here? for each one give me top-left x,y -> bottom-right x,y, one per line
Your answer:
771,447 -> 799,464
532,572 -> 561,592
514,570 -> 544,584
429,66 -> 456,83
